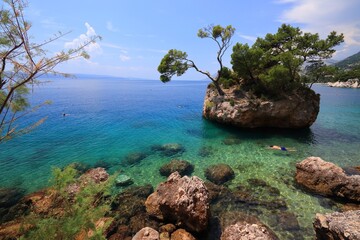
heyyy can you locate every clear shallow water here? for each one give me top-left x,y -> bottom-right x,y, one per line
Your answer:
1,79 -> 360,239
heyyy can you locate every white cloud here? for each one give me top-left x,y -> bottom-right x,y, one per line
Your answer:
279,0 -> 360,59
64,22 -> 102,55
238,34 -> 257,43
120,54 -> 130,62
106,21 -> 118,32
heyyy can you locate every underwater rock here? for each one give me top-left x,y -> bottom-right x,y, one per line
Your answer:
132,227 -> 159,240
93,160 -> 113,170
122,152 -> 147,166
115,174 -> 133,187
111,184 -> 153,220
0,188 -> 24,209
295,157 -> 360,202
220,221 -> 279,240
203,84 -> 320,128
314,210 -> 360,240
151,143 -> 185,157
222,135 -> 241,145
204,181 -> 232,203
205,164 -> 235,185
145,172 -> 210,233
159,159 -> 194,177
129,212 -> 160,236
171,229 -> 196,240
343,166 -> 360,176
197,146 -> 214,158
275,212 -> 300,231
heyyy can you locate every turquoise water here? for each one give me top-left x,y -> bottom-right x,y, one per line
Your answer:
1,78 -> 360,238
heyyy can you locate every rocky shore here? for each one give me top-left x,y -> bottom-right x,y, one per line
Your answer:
202,85 -> 320,128
327,78 -> 360,88
0,156 -> 359,239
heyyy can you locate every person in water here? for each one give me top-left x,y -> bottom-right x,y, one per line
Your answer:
268,145 -> 296,151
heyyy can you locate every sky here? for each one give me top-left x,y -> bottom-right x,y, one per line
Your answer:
22,0 -> 360,80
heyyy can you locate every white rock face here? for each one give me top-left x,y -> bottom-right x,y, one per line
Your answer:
328,78 -> 360,88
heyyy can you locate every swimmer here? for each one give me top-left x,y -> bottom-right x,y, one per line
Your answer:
268,145 -> 296,151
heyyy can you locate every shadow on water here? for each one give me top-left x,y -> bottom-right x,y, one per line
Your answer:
199,119 -> 319,144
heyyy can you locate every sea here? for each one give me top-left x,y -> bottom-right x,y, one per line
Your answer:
1,77 -> 359,239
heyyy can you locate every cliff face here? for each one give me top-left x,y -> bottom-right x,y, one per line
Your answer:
202,85 -> 320,128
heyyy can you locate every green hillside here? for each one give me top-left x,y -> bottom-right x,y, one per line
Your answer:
335,51 -> 360,69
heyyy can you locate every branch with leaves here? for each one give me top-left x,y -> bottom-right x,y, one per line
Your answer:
158,25 -> 235,96
0,0 -> 101,142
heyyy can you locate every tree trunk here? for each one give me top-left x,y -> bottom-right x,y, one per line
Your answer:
213,82 -> 225,96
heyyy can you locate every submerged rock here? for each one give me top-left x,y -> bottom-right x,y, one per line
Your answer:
115,174 -> 133,187
203,85 -> 320,128
205,164 -> 235,185
222,135 -> 241,145
145,172 -> 210,233
122,152 -> 147,166
151,143 -> 185,157
159,159 -> 194,177
295,157 -> 360,202
314,210 -> 360,240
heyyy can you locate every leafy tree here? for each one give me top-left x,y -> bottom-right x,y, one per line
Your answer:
302,61 -> 338,87
231,24 -> 344,97
0,0 -> 100,142
158,25 -> 235,95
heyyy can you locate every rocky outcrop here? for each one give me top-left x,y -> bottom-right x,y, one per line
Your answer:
221,221 -> 278,240
145,172 -> 210,233
204,164 -> 235,185
295,157 -> 360,202
159,159 -> 194,177
313,210 -> 360,240
328,78 -> 360,88
202,85 -> 320,128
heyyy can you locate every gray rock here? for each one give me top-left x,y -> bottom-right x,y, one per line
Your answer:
145,172 -> 210,232
220,221 -> 278,240
314,210 -> 360,240
203,85 -> 320,128
295,157 -> 360,202
204,164 -> 235,185
328,78 -> 360,88
159,159 -> 194,177
115,174 -> 133,186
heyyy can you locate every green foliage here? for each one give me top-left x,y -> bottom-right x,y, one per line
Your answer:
335,51 -> 360,69
335,65 -> 360,81
302,61 -> 338,84
231,24 -> 344,97
157,49 -> 189,83
21,165 -> 114,240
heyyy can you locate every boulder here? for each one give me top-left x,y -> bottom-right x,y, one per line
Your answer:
220,222 -> 279,240
159,159 -> 194,177
295,157 -> 360,202
202,85 -> 320,128
204,164 -> 235,185
115,174 -> 133,187
132,227 -> 159,240
145,172 -> 210,232
171,229 -> 196,240
313,210 -> 360,240
122,152 -> 148,166
79,167 -> 109,184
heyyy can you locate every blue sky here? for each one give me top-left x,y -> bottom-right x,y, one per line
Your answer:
25,0 -> 360,80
